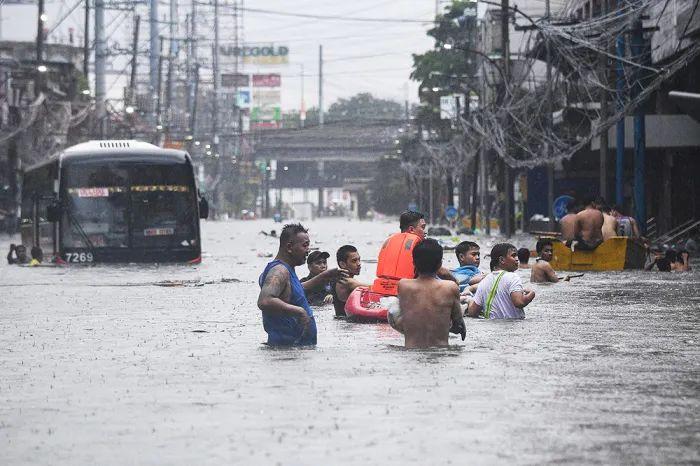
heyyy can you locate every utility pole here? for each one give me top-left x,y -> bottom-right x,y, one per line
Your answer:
36,0 -> 45,93
188,0 -> 198,133
149,0 -> 160,125
129,15 -> 140,103
83,0 -> 90,78
615,0 -> 625,207
94,0 -> 106,137
156,36 -> 164,128
501,0 -> 514,236
545,0 -> 555,230
189,63 -> 200,136
599,0 -> 609,200
631,15 -> 646,232
319,45 -> 324,127
300,63 -> 306,128
166,0 -> 177,132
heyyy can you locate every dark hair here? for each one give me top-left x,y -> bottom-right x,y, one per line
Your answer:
399,210 -> 424,232
455,241 -> 479,259
536,238 -> 554,254
583,196 -> 596,207
30,246 -> 43,262
517,248 -> 530,263
336,244 -> 358,264
490,243 -> 516,270
565,198 -> 577,213
279,223 -> 308,245
412,238 -> 443,275
664,249 -> 678,263
656,257 -> 671,272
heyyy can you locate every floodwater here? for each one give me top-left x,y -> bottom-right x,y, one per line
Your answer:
0,219 -> 698,465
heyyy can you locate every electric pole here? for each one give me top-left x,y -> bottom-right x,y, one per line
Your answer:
149,0 -> 160,125
94,0 -> 106,137
319,45 -> 324,127
599,0 -> 609,200
546,0 -> 555,230
36,0 -> 45,93
501,0 -> 514,236
83,0 -> 90,78
129,15 -> 140,104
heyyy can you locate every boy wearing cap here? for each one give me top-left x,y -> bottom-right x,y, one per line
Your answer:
300,250 -> 334,306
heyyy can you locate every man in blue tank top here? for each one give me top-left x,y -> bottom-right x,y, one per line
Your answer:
258,223 -> 348,346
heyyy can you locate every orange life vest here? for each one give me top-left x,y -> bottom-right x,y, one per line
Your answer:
371,232 -> 422,296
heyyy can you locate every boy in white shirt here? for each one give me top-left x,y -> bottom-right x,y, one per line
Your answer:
467,243 -> 536,319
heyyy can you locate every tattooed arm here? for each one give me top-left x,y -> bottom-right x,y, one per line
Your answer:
257,265 -> 310,326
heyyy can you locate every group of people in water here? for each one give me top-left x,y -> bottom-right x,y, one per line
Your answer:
256,207 -> 694,348
256,211 -> 556,349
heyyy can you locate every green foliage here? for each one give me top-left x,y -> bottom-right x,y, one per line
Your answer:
327,93 -> 404,121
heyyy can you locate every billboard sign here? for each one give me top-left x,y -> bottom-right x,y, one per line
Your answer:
251,89 -> 281,122
252,74 -> 281,87
219,45 -> 289,65
237,90 -> 251,108
221,73 -> 249,87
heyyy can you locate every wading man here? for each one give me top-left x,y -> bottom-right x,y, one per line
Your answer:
257,224 -> 347,346
392,239 -> 466,348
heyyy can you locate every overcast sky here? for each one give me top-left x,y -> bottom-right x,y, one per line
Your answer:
0,0 -> 557,110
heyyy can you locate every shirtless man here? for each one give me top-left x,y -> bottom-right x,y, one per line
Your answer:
332,245 -> 368,317
531,239 -> 571,283
573,198 -> 604,250
559,199 -> 579,242
257,223 -> 347,346
600,204 -> 619,241
391,239 -> 466,348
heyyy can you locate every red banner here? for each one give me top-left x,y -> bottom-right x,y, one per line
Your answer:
252,74 -> 281,87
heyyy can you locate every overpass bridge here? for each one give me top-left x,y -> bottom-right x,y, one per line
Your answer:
252,119 -> 404,188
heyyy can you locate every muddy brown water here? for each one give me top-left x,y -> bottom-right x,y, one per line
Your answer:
1,219 -> 698,464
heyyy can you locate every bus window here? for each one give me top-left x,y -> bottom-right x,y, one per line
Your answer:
129,163 -> 197,249
62,164 -> 129,248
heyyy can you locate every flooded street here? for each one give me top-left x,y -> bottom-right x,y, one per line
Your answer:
1,219 -> 698,464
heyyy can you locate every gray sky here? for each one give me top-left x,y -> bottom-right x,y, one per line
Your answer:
1,0 -> 561,110
1,1 -> 439,110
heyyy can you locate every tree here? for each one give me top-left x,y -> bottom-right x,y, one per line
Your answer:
327,93 -> 404,121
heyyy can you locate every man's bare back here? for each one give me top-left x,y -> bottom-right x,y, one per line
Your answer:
559,214 -> 577,241
576,207 -> 604,244
531,259 -> 559,283
601,213 -> 618,241
396,277 -> 462,348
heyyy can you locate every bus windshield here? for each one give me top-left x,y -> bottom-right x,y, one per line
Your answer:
62,161 -> 197,250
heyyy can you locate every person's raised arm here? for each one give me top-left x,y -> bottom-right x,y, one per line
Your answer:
300,267 -> 349,292
7,244 -> 15,264
257,266 -> 308,325
437,266 -> 458,283
468,273 -> 485,285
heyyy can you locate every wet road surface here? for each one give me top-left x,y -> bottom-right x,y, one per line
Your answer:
1,219 -> 698,464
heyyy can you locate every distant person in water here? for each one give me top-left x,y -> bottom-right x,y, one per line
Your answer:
6,244 -> 28,264
451,241 -> 485,292
257,224 -> 347,346
531,239 -> 572,283
611,205 -> 640,238
392,239 -> 466,348
300,251 -> 333,306
331,245 -> 368,317
467,243 -> 535,319
517,248 -> 531,269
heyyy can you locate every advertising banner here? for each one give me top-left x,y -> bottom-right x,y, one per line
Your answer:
237,90 -> 251,108
219,45 -> 289,65
251,89 -> 281,122
221,73 -> 249,88
252,74 -> 281,87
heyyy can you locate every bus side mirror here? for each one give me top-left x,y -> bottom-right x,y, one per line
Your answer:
47,201 -> 62,222
199,197 -> 209,219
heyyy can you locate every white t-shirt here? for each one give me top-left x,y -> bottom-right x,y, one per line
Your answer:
473,271 -> 525,319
